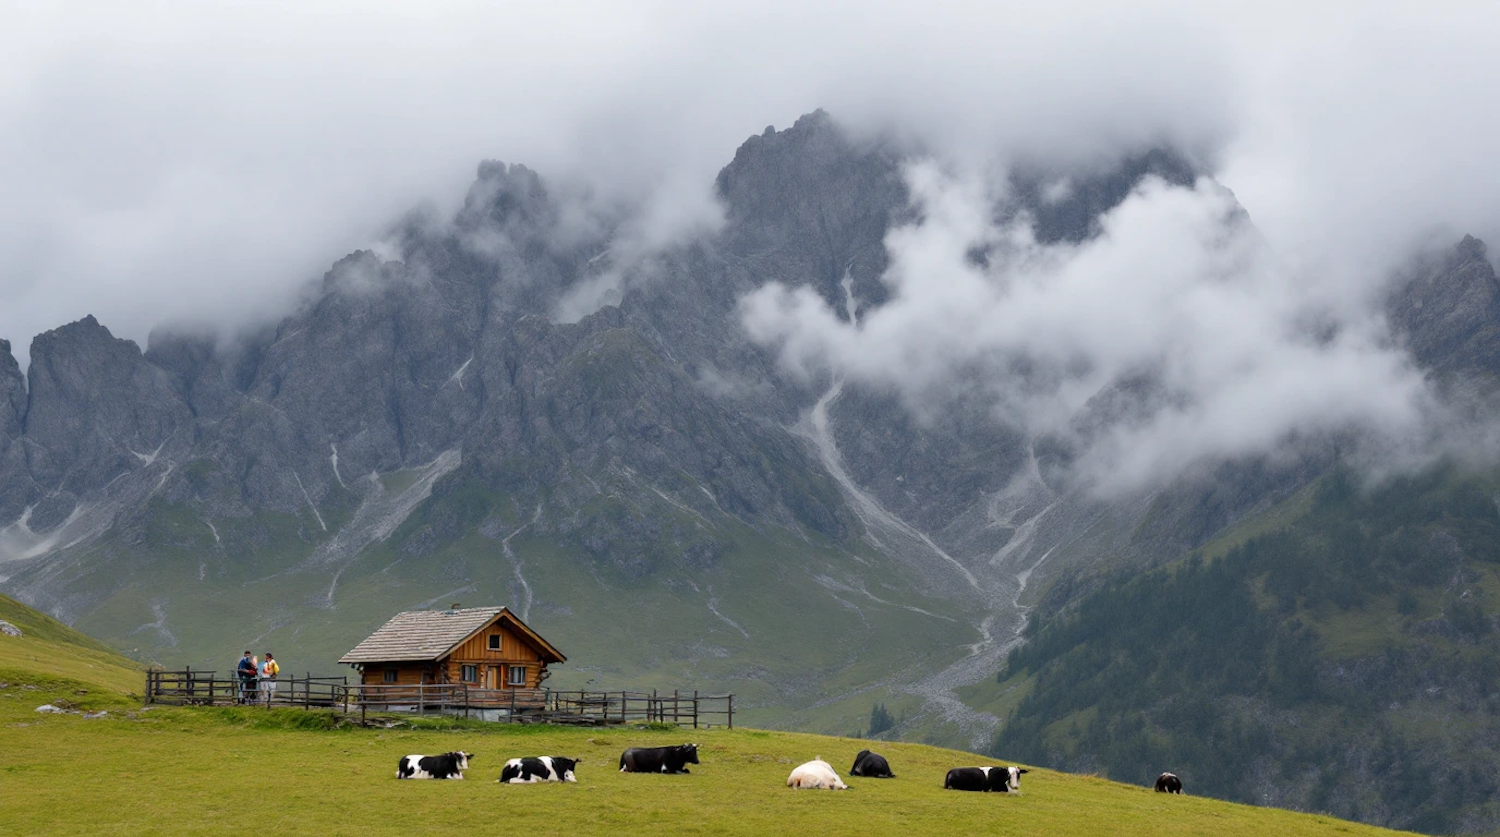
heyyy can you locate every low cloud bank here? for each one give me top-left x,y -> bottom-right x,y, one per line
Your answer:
742,163 -> 1438,495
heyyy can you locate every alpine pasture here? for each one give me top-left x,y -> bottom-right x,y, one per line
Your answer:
0,594 -> 1417,836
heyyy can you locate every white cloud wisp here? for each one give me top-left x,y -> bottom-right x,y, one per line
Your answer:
742,162 -> 1435,495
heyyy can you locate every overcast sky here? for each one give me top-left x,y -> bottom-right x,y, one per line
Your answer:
4,0 -> 1500,377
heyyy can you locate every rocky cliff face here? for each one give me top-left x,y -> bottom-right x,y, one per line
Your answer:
1388,235 -> 1500,378
0,340 -> 28,527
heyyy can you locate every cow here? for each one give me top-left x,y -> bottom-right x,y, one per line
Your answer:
943,765 -> 1028,793
499,756 -> 580,784
1155,772 -> 1183,794
850,749 -> 895,778
787,757 -> 850,790
396,751 -> 472,779
619,744 -> 700,774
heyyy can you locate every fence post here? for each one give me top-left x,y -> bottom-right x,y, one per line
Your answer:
729,694 -> 734,729
693,690 -> 699,729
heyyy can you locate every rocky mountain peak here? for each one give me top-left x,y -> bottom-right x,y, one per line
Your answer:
0,338 -> 23,439
715,109 -> 906,311
458,159 -> 551,232
318,249 -> 400,297
23,315 -> 190,497
1010,147 -> 1202,244
1456,232 -> 1488,260
1388,234 -> 1500,375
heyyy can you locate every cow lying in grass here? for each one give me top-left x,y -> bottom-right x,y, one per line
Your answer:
850,749 -> 895,778
499,756 -> 580,783
396,752 -> 472,779
619,744 -> 700,774
787,758 -> 849,790
944,765 -> 1027,793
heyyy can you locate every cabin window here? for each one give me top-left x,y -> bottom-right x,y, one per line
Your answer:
461,664 -> 478,683
488,634 -> 501,651
383,669 -> 398,683
507,665 -> 526,686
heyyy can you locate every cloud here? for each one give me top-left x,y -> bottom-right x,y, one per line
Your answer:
741,163 -> 1435,495
2,1 -> 1499,391
0,1 -> 1241,363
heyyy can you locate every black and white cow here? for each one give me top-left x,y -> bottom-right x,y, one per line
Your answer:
619,744 -> 700,774
396,751 -> 472,779
943,765 -> 1027,793
850,749 -> 895,778
1155,772 -> 1183,794
499,756 -> 580,784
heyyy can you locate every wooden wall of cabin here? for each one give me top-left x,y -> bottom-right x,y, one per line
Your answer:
442,619 -> 551,689
358,662 -> 437,686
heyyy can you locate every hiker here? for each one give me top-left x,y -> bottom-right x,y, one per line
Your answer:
259,653 -> 280,705
237,651 -> 257,704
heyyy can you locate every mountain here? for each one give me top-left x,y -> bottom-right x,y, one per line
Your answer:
977,241 -> 1500,834
1,110 -> 1496,831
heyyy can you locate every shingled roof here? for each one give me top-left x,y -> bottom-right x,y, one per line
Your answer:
338,606 -> 564,665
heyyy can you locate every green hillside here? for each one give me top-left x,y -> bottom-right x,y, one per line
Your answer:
0,592 -> 141,697
985,465 -> 1500,834
49,484 -> 976,738
0,596 -> 1414,837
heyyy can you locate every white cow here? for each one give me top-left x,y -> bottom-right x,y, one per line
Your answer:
787,757 -> 850,790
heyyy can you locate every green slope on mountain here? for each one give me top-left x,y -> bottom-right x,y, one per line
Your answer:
984,464 -> 1500,835
0,593 -> 141,697
52,482 -> 979,739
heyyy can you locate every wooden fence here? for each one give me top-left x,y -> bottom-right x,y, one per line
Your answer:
144,670 -> 732,728
145,668 -> 347,707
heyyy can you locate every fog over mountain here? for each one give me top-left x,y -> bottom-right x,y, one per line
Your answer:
6,2 -> 1500,375
742,165 -> 1441,496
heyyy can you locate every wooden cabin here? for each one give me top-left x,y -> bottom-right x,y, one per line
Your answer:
338,605 -> 565,690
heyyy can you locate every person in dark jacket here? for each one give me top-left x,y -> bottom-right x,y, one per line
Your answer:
237,651 -> 257,704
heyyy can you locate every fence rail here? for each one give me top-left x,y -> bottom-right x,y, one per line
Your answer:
144,670 -> 732,728
144,668 -> 347,707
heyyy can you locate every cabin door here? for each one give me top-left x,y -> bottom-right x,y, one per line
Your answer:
485,667 -> 497,690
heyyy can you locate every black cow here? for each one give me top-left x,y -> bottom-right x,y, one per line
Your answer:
850,749 -> 895,778
619,744 -> 700,774
944,765 -> 1027,792
1155,772 -> 1183,794
499,756 -> 580,783
396,751 -> 472,779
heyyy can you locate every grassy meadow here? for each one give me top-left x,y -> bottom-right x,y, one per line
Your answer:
0,592 -> 1419,837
